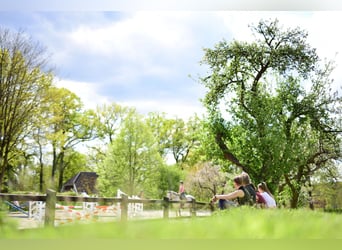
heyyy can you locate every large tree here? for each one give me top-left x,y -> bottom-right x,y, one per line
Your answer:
146,113 -> 202,168
168,116 -> 201,168
94,103 -> 129,145
40,86 -> 96,190
86,103 -> 129,171
97,109 -> 164,197
200,19 -> 341,207
146,112 -> 174,159
0,28 -> 52,192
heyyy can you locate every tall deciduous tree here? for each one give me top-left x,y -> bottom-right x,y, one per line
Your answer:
86,103 -> 129,171
146,113 -> 201,168
95,103 -> 129,144
41,86 -> 96,190
0,28 -> 52,192
168,116 -> 201,168
146,112 -> 174,159
98,109 -> 164,197
200,19 -> 341,207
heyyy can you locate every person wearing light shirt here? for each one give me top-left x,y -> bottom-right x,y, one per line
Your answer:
257,182 -> 277,208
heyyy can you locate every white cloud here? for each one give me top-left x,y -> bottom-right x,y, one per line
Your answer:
54,77 -> 205,119
48,11 -> 204,88
68,12 -> 194,59
217,11 -> 312,42
54,79 -> 111,110
303,12 -> 342,83
119,99 -> 205,120
41,11 -> 342,119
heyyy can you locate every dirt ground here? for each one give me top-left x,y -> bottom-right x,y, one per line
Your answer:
7,212 -> 42,229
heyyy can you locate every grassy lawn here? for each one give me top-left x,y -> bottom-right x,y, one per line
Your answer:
1,207 -> 342,239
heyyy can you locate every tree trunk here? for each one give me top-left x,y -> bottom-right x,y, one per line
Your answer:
0,163 -> 5,192
57,151 -> 65,192
308,178 -> 314,210
36,129 -> 45,193
290,189 -> 300,208
51,146 -> 57,183
0,153 -> 9,192
285,174 -> 301,208
39,160 -> 44,193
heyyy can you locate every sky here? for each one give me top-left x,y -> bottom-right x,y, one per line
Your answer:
0,2 -> 342,120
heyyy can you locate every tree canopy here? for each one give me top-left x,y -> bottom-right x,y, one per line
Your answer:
0,28 -> 52,191
97,109 -> 164,197
200,19 -> 341,207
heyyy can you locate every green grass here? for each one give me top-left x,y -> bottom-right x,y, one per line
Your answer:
1,207 -> 342,239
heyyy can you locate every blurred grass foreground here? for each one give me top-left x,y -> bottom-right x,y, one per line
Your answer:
1,207 -> 342,239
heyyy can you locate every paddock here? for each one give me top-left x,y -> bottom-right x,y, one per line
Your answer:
1,190 -> 211,229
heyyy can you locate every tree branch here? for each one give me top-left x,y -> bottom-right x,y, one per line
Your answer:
215,131 -> 250,173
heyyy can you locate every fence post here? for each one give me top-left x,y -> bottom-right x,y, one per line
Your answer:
121,194 -> 128,222
163,197 -> 170,219
191,199 -> 196,217
44,189 -> 56,227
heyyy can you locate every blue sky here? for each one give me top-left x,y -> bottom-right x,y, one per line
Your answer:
1,9 -> 342,119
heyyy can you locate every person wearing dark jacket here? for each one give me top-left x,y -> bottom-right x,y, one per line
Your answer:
240,172 -> 256,206
211,175 -> 252,208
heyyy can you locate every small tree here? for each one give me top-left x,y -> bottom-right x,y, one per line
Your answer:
187,162 -> 228,201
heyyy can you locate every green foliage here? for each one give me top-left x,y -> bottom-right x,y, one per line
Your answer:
94,103 -> 129,144
146,113 -> 202,168
0,203 -> 18,235
168,116 -> 201,167
38,86 -> 96,191
97,109 -> 164,197
313,181 -> 342,210
157,164 -> 183,197
0,28 -> 53,192
146,112 -> 175,159
61,150 -> 90,183
200,19 -> 342,207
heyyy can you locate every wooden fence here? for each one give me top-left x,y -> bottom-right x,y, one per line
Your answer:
0,189 -> 211,227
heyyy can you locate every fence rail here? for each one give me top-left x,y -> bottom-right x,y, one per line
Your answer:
0,189 -> 211,227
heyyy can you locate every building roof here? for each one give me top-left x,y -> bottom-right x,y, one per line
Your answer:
61,171 -> 98,194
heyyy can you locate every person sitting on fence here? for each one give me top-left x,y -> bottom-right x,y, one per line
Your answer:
211,175 -> 252,209
257,182 -> 276,208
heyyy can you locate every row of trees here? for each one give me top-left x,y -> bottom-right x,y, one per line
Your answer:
0,20 -> 341,208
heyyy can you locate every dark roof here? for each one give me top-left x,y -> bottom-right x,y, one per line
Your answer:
61,172 -> 98,194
